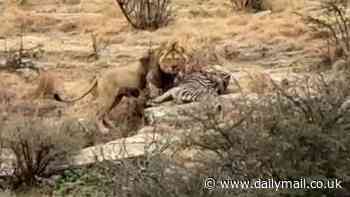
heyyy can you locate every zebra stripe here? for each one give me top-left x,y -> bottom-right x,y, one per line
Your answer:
151,69 -> 231,105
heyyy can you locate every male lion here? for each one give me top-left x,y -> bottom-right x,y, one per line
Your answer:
54,41 -> 188,133
146,41 -> 189,97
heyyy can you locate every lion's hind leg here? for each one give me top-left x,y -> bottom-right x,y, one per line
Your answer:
96,87 -> 141,134
95,92 -> 121,134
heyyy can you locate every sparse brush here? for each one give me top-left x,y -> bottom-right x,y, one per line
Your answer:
0,32 -> 44,74
230,0 -> 264,12
1,117 -> 85,189
15,0 -> 27,6
53,152 -> 217,197
179,71 -> 350,196
115,0 -> 172,30
302,0 -> 350,66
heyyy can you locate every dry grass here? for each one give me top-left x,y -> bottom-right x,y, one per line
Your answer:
262,0 -> 305,12
0,0 -> 323,121
244,71 -> 276,94
79,15 -> 127,34
80,0 -> 122,18
1,7 -> 61,35
232,12 -> 308,44
1,0 -> 312,47
22,71 -> 64,100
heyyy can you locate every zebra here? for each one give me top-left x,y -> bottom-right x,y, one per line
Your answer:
151,70 -> 231,104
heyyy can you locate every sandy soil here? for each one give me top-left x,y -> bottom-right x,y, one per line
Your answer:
0,0 -> 324,118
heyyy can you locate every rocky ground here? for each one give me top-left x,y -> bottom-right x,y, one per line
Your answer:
0,0 -> 322,100
0,0 -> 333,188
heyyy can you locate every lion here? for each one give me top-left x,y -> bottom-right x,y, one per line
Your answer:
24,70 -> 64,100
54,41 -> 188,133
107,95 -> 147,138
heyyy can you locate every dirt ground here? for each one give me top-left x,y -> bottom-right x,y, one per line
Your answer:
0,0 -> 324,119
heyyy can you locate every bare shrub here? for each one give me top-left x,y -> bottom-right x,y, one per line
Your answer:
230,0 -> 264,12
14,0 -> 27,6
115,0 -> 172,30
178,72 -> 350,196
0,33 -> 44,74
1,117 -> 84,189
53,152 -> 222,197
302,0 -> 350,66
87,33 -> 110,61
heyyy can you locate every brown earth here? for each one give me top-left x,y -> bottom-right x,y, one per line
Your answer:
0,0 -> 324,121
0,2 -> 338,193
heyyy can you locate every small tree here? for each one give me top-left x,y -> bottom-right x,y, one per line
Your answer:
115,0 -> 172,30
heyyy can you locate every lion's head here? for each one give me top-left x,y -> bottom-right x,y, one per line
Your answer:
157,41 -> 189,74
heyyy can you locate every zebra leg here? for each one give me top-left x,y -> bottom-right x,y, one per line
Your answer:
152,87 -> 180,104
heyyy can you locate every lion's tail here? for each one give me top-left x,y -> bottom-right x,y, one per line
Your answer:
54,77 -> 98,103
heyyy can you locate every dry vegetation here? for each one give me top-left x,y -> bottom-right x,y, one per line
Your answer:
1,117 -> 84,189
1,0 -> 350,196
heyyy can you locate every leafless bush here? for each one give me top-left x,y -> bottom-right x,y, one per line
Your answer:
303,0 -> 350,65
1,117 -> 84,189
87,33 -> 110,61
230,0 -> 263,12
178,72 -> 350,196
0,34 -> 44,74
14,0 -> 27,6
115,0 -> 172,30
